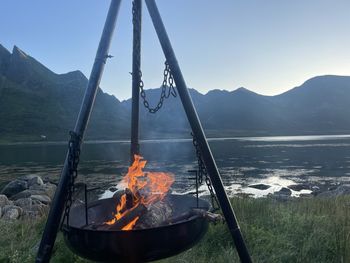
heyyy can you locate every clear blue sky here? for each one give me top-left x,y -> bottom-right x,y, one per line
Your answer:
1,0 -> 350,100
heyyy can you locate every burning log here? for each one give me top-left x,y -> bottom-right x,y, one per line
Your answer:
124,188 -> 134,210
112,188 -> 134,213
134,200 -> 173,229
103,155 -> 175,231
160,209 -> 224,226
90,204 -> 147,231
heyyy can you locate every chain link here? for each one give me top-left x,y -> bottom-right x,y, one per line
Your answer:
139,61 -> 177,114
132,1 -> 176,114
191,132 -> 220,211
61,131 -> 82,229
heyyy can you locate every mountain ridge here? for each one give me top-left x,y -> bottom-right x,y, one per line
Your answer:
1,44 -> 350,142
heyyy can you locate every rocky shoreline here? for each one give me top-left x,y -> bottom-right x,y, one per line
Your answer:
248,182 -> 350,200
1,175 -> 350,221
0,175 -> 56,220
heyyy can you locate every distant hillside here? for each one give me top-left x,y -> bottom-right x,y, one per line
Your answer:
123,75 -> 350,137
1,44 -> 350,142
0,45 -> 129,142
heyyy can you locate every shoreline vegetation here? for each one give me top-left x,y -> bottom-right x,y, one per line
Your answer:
0,196 -> 349,262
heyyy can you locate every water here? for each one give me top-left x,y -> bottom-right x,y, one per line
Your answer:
1,135 -> 350,198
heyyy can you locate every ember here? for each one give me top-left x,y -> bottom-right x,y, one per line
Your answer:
105,154 -> 175,230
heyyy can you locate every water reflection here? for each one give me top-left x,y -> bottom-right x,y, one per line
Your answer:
1,135 -> 350,197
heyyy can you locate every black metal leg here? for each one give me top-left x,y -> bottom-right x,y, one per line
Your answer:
84,184 -> 88,226
130,0 -> 142,162
144,1 -> 252,262
35,1 -> 122,262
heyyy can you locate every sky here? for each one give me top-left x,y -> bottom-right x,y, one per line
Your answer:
1,0 -> 350,100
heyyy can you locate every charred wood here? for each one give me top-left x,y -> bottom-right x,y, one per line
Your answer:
160,209 -> 224,226
135,200 -> 173,229
89,204 -> 147,230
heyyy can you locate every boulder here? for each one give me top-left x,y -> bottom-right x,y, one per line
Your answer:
0,207 -> 2,218
109,187 -> 118,192
17,175 -> 45,188
28,176 -> 44,187
43,183 -> 57,199
29,183 -> 56,199
11,182 -> 57,201
11,190 -> 32,200
1,180 -> 28,198
288,184 -> 311,191
268,187 -> 292,201
3,208 -> 20,220
12,189 -> 43,200
276,187 -> 292,196
0,194 -> 11,207
31,195 -> 51,205
2,205 -> 23,220
19,174 -> 35,181
14,198 -> 33,210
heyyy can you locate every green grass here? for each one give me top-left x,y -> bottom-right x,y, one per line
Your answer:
0,196 -> 349,263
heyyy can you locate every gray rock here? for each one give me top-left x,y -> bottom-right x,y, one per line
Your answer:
28,189 -> 48,196
11,190 -> 32,200
248,184 -> 271,190
14,198 -> 33,210
12,189 -> 44,200
29,183 -> 56,199
0,207 -> 2,218
288,184 -> 311,191
1,180 -> 28,198
11,185 -> 56,200
0,194 -> 11,208
31,195 -> 51,205
3,208 -> 19,220
109,186 -> 118,192
268,187 -> 293,201
28,176 -> 44,187
32,199 -> 45,205
31,203 -> 49,215
2,205 -> 23,220
43,183 -> 56,199
19,174 -> 40,182
276,187 -> 292,196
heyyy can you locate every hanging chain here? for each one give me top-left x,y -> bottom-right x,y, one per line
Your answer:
139,62 -> 177,113
61,131 -> 82,229
191,132 -> 220,211
132,0 -> 176,114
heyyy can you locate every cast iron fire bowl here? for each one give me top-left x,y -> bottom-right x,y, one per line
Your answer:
62,194 -> 210,262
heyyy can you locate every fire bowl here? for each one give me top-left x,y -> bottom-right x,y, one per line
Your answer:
62,194 -> 210,262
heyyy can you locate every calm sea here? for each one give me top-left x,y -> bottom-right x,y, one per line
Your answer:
1,135 -> 350,198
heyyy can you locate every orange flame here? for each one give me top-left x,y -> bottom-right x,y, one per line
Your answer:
105,154 -> 174,230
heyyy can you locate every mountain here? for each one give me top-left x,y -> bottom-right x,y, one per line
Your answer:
1,44 -> 350,142
123,75 -> 350,137
274,76 -> 350,133
0,45 -> 130,142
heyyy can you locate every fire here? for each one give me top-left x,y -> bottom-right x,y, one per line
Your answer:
106,154 -> 174,230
